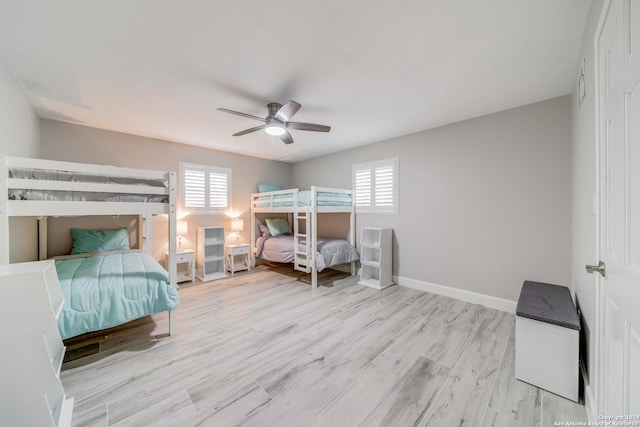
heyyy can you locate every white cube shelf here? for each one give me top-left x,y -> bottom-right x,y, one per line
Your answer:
197,226 -> 227,281
0,261 -> 74,427
358,227 -> 393,290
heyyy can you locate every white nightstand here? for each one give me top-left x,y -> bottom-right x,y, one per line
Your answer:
165,249 -> 195,283
225,244 -> 250,275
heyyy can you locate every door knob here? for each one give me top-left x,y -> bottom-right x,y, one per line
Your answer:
585,261 -> 606,277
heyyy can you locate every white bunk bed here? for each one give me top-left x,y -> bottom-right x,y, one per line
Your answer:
0,154 -> 179,336
250,186 -> 357,288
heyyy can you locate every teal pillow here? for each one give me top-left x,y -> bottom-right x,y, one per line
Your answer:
71,227 -> 130,254
264,218 -> 291,237
258,183 -> 282,193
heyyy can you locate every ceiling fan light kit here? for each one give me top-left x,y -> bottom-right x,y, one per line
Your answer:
265,120 -> 286,136
218,100 -> 331,144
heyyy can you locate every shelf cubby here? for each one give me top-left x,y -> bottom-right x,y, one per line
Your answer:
358,227 -> 393,290
0,261 -> 74,426
197,226 -> 227,281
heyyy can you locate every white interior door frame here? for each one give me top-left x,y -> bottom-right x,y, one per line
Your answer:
594,0 -> 640,416
592,1 -> 608,416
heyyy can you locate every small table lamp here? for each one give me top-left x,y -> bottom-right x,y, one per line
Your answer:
177,220 -> 188,250
231,218 -> 244,244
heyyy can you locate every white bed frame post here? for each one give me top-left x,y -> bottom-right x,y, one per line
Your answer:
38,217 -> 48,261
311,186 -> 318,288
250,208 -> 256,266
349,203 -> 356,276
167,172 -> 177,336
0,155 -> 8,264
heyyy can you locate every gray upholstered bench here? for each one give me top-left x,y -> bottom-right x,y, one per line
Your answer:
515,280 -> 580,401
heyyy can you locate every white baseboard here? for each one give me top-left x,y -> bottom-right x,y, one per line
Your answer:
394,275 -> 517,313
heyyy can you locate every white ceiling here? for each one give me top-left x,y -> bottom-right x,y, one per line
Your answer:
0,0 -> 591,163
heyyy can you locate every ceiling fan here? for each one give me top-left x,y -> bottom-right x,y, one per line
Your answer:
217,100 -> 330,145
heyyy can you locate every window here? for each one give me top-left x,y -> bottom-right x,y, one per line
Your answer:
352,157 -> 398,214
180,162 -> 231,213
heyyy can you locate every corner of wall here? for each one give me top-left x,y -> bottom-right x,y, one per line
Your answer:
0,58 -> 39,157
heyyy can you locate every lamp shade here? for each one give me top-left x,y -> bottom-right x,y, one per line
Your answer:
231,218 -> 244,232
177,220 -> 188,236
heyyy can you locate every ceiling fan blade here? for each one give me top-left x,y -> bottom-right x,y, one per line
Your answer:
217,108 -> 266,122
233,125 -> 265,136
286,122 -> 331,132
280,131 -> 294,145
275,100 -> 301,122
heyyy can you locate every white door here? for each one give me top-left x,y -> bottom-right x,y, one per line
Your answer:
596,0 -> 640,415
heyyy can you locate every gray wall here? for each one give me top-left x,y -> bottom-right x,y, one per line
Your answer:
0,59 -> 40,262
292,96 -> 572,303
571,0 -> 604,409
0,59 -> 39,157
39,119 -> 291,261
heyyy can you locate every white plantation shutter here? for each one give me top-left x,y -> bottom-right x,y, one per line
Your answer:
209,171 -> 228,208
354,169 -> 372,207
374,165 -> 394,208
352,158 -> 398,214
184,167 -> 206,208
181,163 -> 231,212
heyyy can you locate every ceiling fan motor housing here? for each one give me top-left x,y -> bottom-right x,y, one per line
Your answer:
267,103 -> 282,118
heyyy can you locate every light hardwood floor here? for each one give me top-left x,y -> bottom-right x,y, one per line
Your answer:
61,267 -> 588,426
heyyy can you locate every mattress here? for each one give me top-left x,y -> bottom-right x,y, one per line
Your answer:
256,234 -> 359,272
255,190 -> 352,207
8,167 -> 169,203
54,250 -> 180,339
9,190 -> 168,203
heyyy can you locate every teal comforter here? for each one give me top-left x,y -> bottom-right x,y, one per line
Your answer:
55,251 -> 180,339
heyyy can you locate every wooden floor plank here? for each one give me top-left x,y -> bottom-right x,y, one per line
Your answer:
181,384 -> 271,427
307,363 -> 399,427
70,402 -> 108,427
362,356 -> 450,427
467,309 -> 515,360
481,408 -> 527,427
416,349 -> 500,426
487,324 -> 542,427
59,267 -> 587,426
244,368 -> 338,426
541,390 -> 588,425
109,390 -> 196,427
